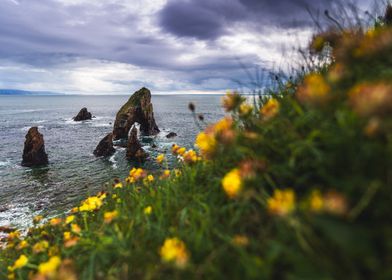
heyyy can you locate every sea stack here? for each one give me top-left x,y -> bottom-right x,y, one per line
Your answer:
94,133 -> 116,157
73,107 -> 92,121
126,126 -> 147,161
22,127 -> 48,167
113,87 -> 159,140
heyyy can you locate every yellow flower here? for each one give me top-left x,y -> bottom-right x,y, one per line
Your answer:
63,232 -> 72,241
114,182 -> 123,189
296,74 -> 331,105
239,103 -> 253,117
232,235 -> 249,247
267,189 -> 296,216
221,169 -> 242,198
309,190 -> 324,212
50,217 -> 63,226
171,144 -> 181,154
221,91 -> 244,112
156,154 -> 165,164
33,240 -> 49,253
16,240 -> 29,250
147,174 -> 154,182
71,223 -> 81,234
38,256 -> 61,276
7,231 -> 20,241
161,169 -> 171,179
79,196 -> 104,212
33,215 -> 43,224
260,98 -> 280,119
129,168 -> 146,181
177,147 -> 186,156
160,238 -> 189,268
183,149 -> 200,164
65,215 -> 75,224
174,169 -> 182,177
11,255 -> 28,270
104,210 -> 118,224
195,132 -> 216,158
144,206 -> 152,215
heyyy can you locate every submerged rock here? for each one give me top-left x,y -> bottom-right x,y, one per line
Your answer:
166,132 -> 177,138
113,87 -> 159,140
126,126 -> 147,161
73,107 -> 92,121
94,133 -> 116,157
22,127 -> 48,167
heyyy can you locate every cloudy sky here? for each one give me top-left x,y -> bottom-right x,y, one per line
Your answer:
0,0 -> 375,94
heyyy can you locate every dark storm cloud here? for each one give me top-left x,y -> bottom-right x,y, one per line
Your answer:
159,0 -> 338,40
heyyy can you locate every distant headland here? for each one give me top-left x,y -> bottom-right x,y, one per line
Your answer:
0,89 -> 64,96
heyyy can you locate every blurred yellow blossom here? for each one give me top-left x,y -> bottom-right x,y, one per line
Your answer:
297,74 -> 331,105
7,231 -> 20,241
16,240 -> 29,250
221,169 -> 242,198
114,182 -> 123,189
50,217 -> 63,226
195,132 -> 216,158
156,154 -> 165,164
10,255 -> 28,270
33,215 -> 43,224
160,237 -> 189,268
33,240 -> 49,254
144,206 -> 152,215
65,215 -> 75,224
104,210 -> 118,224
161,170 -> 171,179
79,195 -> 104,212
267,189 -> 296,216
260,98 -> 280,119
71,224 -> 81,234
183,149 -> 200,164
38,256 -> 61,277
239,103 -> 253,117
309,190 -> 324,212
232,235 -> 249,247
222,91 -> 244,112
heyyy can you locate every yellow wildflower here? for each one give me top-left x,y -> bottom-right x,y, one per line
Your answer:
161,169 -> 171,179
104,210 -> 118,224
114,182 -> 123,189
33,240 -> 49,253
156,154 -> 165,164
296,73 -> 331,105
16,240 -> 29,250
171,144 -> 181,154
221,91 -> 243,112
232,235 -> 249,247
195,132 -> 216,158
239,103 -> 253,117
11,255 -> 28,270
7,231 -> 20,241
147,174 -> 154,182
38,256 -> 61,277
221,169 -> 242,198
129,168 -> 146,181
309,190 -> 324,212
174,169 -> 182,177
324,191 -> 348,216
65,215 -> 75,224
71,207 -> 79,213
79,196 -> 103,212
50,217 -> 62,226
177,147 -> 186,156
33,215 -> 43,224
267,189 -> 296,216
63,232 -> 72,242
160,237 -> 189,268
183,149 -> 200,164
260,98 -> 280,119
71,223 -> 81,234
144,206 -> 152,215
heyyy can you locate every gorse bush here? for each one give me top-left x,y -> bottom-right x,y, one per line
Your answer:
1,5 -> 392,280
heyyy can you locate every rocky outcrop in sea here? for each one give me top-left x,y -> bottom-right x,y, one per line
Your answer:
21,127 -> 48,167
126,126 -> 147,161
113,87 -> 159,140
94,133 -> 115,157
73,108 -> 92,121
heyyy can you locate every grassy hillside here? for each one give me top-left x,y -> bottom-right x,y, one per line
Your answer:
1,8 -> 392,280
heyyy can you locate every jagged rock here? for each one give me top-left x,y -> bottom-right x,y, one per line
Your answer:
73,107 -> 92,121
94,133 -> 115,157
22,127 -> 48,167
166,132 -> 177,138
113,87 -> 159,140
126,126 -> 147,161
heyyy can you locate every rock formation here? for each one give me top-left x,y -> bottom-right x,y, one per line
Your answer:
126,126 -> 147,161
22,127 -> 49,167
113,87 -> 159,140
94,133 -> 116,157
73,108 -> 92,121
166,132 -> 177,138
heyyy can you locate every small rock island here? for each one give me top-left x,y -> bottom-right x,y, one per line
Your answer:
73,107 -> 92,121
113,87 -> 160,140
95,87 -> 159,158
21,127 -> 48,167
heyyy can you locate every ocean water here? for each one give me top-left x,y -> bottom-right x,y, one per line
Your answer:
0,95 -> 224,228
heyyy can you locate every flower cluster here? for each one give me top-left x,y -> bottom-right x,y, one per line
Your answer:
160,237 -> 189,268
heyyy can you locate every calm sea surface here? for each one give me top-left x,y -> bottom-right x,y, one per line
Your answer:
0,95 -> 224,228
